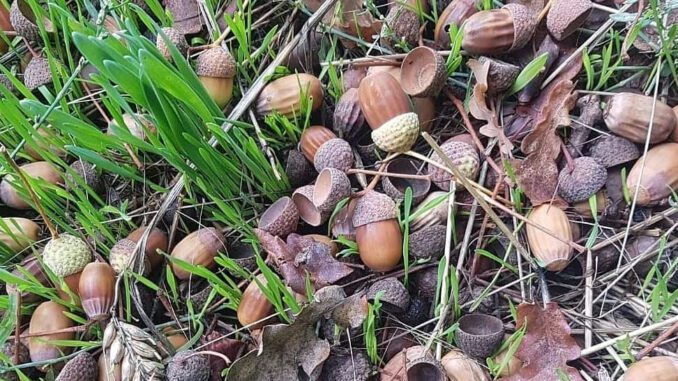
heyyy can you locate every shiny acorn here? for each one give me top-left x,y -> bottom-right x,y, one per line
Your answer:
256,73 -> 323,118
237,274 -> 274,329
358,71 -> 412,129
0,217 -> 39,254
462,4 -> 536,55
623,356 -> 678,381
435,0 -> 479,47
126,226 -> 168,270
171,227 -> 226,280
0,161 -> 62,209
526,204 -> 572,271
352,191 -> 403,272
195,46 -> 237,108
78,262 -> 116,320
604,92 -> 676,144
626,143 -> 678,205
28,301 -> 75,371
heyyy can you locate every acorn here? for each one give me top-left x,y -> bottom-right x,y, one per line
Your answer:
24,54 -> 54,90
371,112 -> 420,153
408,224 -> 447,260
0,161 -> 62,210
623,356 -> 678,381
170,227 -> 226,280
427,139 -> 480,191
293,185 -> 329,227
603,92 -> 677,144
408,356 -> 446,381
258,196 -> 299,237
588,134 -> 640,168
331,198 -> 358,240
256,73 -> 323,118
25,126 -> 67,161
156,27 -> 188,61
546,0 -> 592,41
492,349 -> 522,377
672,105 -> 678,142
0,217 -> 39,254
440,350 -> 490,381
366,277 -> 410,313
352,191 -> 403,272
300,125 -> 337,163
626,143 -> 678,205
237,274 -> 274,329
410,191 -> 451,231
478,57 -> 520,94
6,254 -> 49,302
313,138 -> 354,172
526,204 -> 572,271
109,238 -> 150,274
65,159 -> 103,194
313,168 -> 352,213
0,341 -> 29,381
78,262 -> 116,320
55,352 -> 98,381
28,301 -> 75,371
382,158 -> 431,204
400,46 -> 447,98
285,30 -> 323,74
80,63 -> 101,92
97,353 -> 121,381
107,113 -> 156,141
0,3 -> 12,55
381,5 -> 420,48
195,46 -> 237,108
43,233 -> 92,278
342,66 -> 368,91
126,226 -> 168,269
434,0 -> 479,47
166,350 -> 210,381
285,149 -> 316,188
9,0 -> 53,42
462,4 -> 536,55
557,156 -> 607,203
455,314 -> 504,359
572,190 -> 608,218
333,88 -> 366,141
0,74 -> 15,93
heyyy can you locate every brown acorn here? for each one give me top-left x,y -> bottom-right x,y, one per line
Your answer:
333,88 -> 366,141
156,27 -> 188,61
401,46 -> 447,98
358,71 -> 411,130
623,356 -> 678,381
293,185 -> 329,227
10,0 -> 53,42
300,125 -> 337,163
127,226 -> 168,269
408,224 -> 447,260
25,126 -> 67,161
434,0 -> 479,47
588,134 -> 640,168
478,57 -> 520,94
0,3 -> 12,54
526,204 -> 572,271
0,161 -> 62,209
55,351 -> 98,381
258,196 -> 299,237
626,143 -> 678,205
0,217 -> 39,254
237,274 -> 274,329
381,158 -> 431,204
440,350 -> 490,381
0,341 -> 29,381
65,159 -> 103,194
462,4 -> 536,55
6,254 -> 49,303
195,46 -> 237,108
256,73 -> 323,118
171,227 -> 226,280
78,262 -> 116,320
313,168 -> 352,213
24,55 -> 53,90
29,301 -> 75,371
107,113 -> 156,141
109,238 -> 150,274
410,191 -> 451,231
427,139 -> 480,191
352,191 -> 402,272
604,93 -> 676,144
546,0 -> 592,41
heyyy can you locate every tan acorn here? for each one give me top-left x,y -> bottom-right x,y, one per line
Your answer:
370,111 -> 420,154
427,139 -> 480,191
410,191 -> 451,231
78,262 -> 116,320
626,143 -> 678,205
313,138 -> 354,173
623,356 -> 678,381
604,92 -> 676,144
358,71 -> 412,130
0,217 -> 39,254
237,274 -> 274,329
171,227 -> 226,280
462,4 -> 537,55
401,46 -> 447,98
441,349 -> 490,381
300,125 -> 337,163
109,238 -> 150,274
435,0 -> 479,47
526,204 -> 572,271
28,301 -> 75,371
156,27 -> 188,61
195,46 -> 237,108
352,191 -> 402,272
256,73 -> 323,118
546,0 -> 592,41
25,126 -> 67,161
0,161 -> 62,209
107,113 -> 156,141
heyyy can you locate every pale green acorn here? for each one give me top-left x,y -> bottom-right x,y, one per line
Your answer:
42,234 -> 91,277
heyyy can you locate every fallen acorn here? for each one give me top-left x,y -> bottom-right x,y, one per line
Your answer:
441,349 -> 490,381
366,277 -> 410,313
156,27 -> 188,61
256,73 -> 323,118
25,126 -> 67,161
166,350 -> 210,381
427,139 -> 480,191
300,125 -> 337,163
24,55 -> 54,90
0,161 -> 62,209
107,113 -> 156,141
312,138 -> 354,172
400,46 -> 446,98
587,134 -> 640,168
258,196 -> 299,237
557,156 -> 607,203
6,254 -> 49,303
408,224 -> 447,260
626,143 -> 678,205
623,356 -> 678,381
0,341 -> 29,381
455,313 -> 504,359
526,204 -> 573,271
109,238 -> 150,274
313,167 -> 351,213
126,226 -> 168,270
434,0 -> 479,47
171,227 -> 226,280
381,4 -> 419,49
410,191 -> 451,231
462,3 -> 537,55
65,159 -> 103,194
195,46 -> 237,108
352,191 -> 402,272
0,217 -> 40,254
55,351 -> 98,381
603,92 -> 676,144
43,233 -> 92,278
28,301 -> 75,371
237,274 -> 274,329
293,185 -> 329,227
285,149 -> 316,188
546,0 -> 593,41
10,0 -> 54,42
78,262 -> 116,320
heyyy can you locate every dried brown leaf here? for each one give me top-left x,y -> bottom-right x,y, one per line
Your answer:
501,303 -> 583,381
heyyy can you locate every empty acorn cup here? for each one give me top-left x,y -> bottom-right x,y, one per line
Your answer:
407,357 -> 447,381
400,46 -> 446,97
455,314 -> 504,359
258,196 -> 299,237
313,168 -> 351,213
382,158 -> 431,205
293,185 -> 329,227
10,0 -> 53,42
227,242 -> 257,273
366,277 -> 410,313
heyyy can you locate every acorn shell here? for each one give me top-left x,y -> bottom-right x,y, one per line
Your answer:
434,0 -> 479,47
400,46 -> 447,98
441,350 -> 490,381
526,204 -> 572,271
504,3 -> 536,51
427,140 -> 480,191
455,313 -> 504,359
300,125 -> 337,163
0,217 -> 39,254
258,196 -> 299,237
588,135 -> 640,168
237,274 -> 274,329
126,226 -> 168,270
367,277 -> 410,313
479,57 -> 520,94
333,88 -> 366,141
408,224 -> 447,260
357,219 -> 403,272
78,262 -> 116,320
293,185 -> 329,227
313,168 -> 352,213
358,71 -> 411,130
107,113 -> 156,141
546,0 -> 592,41
29,301 -> 75,370
603,92 -> 676,144
0,161 -> 63,209
195,46 -> 236,78
170,227 -> 226,280
157,27 -> 189,61
626,143 -> 678,205
557,157 -> 607,203
285,149 -> 316,188
371,112 -> 420,153
381,157 -> 431,204
352,190 -> 398,227
56,351 -> 97,381
314,138 -> 354,172
256,73 -> 324,118
24,55 -> 53,90
623,356 -> 678,381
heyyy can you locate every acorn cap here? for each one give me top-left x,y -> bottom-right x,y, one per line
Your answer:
258,196 -> 299,237
110,238 -> 151,274
366,277 -> 411,313
381,157 -> 431,204
157,27 -> 189,60
0,342 -> 29,381
65,159 -> 102,194
352,190 -> 397,227
314,138 -> 354,173
382,5 -> 420,48
55,352 -> 97,381
293,185 -> 329,227
410,191 -> 451,232
427,140 -> 480,191
313,168 -> 352,212
504,3 -> 536,51
167,350 -> 210,381
402,296 -> 431,326
558,156 -> 607,203
412,266 -> 438,299
409,224 -> 447,260
285,149 -> 316,188
588,135 -> 640,168
0,74 -> 16,93
371,112 -> 420,153
333,88 -> 366,141
195,46 -> 236,78
546,0 -> 593,41
24,55 -> 53,90
455,313 -> 504,359
478,57 -> 520,94
43,234 -> 92,277
10,0 -> 52,42
400,46 -> 447,97
320,350 -> 371,381
407,356 -> 447,381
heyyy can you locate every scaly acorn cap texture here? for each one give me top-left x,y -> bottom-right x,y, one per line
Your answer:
408,224 -> 447,260
371,112 -> 420,153
352,190 -> 397,227
558,156 -> 607,203
314,138 -> 354,172
65,160 -> 102,194
24,55 -> 53,90
504,3 -> 537,51
382,5 -> 420,48
0,342 -> 29,381
588,135 -> 640,168
546,0 -> 592,41
366,277 -> 411,313
55,352 -> 97,381
43,234 -> 91,277
166,350 -> 210,381
479,56 -> 520,94
109,238 -> 151,274
156,27 -> 189,60
195,46 -> 236,78
10,0 -> 41,42
427,140 -> 480,191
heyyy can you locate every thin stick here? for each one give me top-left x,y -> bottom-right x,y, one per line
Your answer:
635,320 -> 678,360
537,0 -> 553,23
347,168 -> 430,180
249,109 -> 282,181
581,314 -> 678,356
